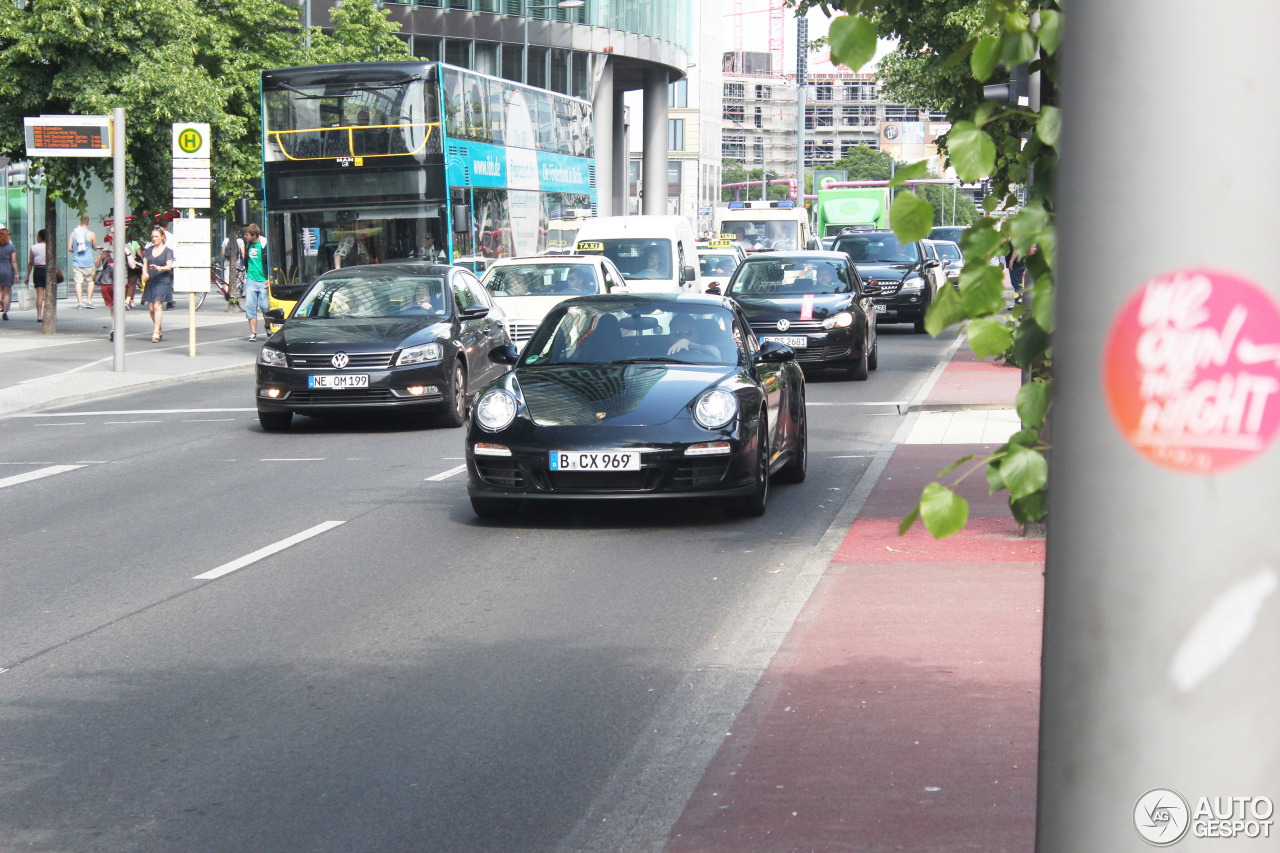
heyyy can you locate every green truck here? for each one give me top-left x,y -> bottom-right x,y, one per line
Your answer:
814,187 -> 891,241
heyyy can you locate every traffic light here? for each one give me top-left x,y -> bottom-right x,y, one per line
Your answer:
983,63 -> 1030,106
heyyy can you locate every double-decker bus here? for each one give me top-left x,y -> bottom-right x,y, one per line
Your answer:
260,61 -> 596,314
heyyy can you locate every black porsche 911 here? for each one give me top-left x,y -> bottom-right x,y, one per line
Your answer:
465,294 -> 807,519
255,263 -> 509,430
724,251 -> 879,379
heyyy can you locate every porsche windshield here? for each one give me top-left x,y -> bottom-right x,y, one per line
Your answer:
729,259 -> 853,296
293,272 -> 449,319
521,303 -> 740,366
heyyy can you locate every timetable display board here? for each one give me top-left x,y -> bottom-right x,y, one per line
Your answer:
24,116 -> 113,158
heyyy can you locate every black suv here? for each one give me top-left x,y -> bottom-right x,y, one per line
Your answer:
832,229 -> 945,333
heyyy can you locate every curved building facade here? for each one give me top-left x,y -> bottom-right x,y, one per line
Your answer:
300,0 -> 694,216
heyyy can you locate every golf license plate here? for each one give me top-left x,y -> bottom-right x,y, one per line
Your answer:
549,451 -> 642,471
308,374 -> 369,389
760,335 -> 808,348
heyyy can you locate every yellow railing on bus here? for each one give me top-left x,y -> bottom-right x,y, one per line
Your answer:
268,122 -> 440,161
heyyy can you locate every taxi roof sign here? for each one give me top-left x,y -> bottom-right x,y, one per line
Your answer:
575,241 -> 605,252
707,239 -> 735,248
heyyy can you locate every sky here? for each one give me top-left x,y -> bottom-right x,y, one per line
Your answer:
731,2 -> 896,76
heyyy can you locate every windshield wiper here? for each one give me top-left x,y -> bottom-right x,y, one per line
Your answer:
614,357 -> 699,365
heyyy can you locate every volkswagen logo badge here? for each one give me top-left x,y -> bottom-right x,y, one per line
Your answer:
331,352 -> 350,369
776,319 -> 791,332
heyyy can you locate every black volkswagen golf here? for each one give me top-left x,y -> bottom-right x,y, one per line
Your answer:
465,294 -> 807,519
255,263 -> 509,430
723,251 -> 879,380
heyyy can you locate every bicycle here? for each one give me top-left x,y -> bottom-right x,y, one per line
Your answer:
194,263 -> 244,310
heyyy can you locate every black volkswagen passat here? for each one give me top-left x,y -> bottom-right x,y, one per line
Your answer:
723,251 -> 879,380
255,263 -> 509,430
465,294 -> 807,519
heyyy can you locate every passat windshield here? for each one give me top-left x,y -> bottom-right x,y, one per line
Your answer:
293,272 -> 449,319
728,259 -> 853,296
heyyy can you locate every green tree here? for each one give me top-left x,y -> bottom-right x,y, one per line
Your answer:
0,0 -> 407,218
799,0 -> 1060,535
721,159 -> 793,203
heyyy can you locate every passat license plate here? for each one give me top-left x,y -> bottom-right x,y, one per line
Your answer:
308,374 -> 369,389
760,335 -> 808,348
549,451 -> 641,471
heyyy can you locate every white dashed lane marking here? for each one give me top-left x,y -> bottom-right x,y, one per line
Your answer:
193,521 -> 347,581
0,465 -> 86,490
425,464 -> 468,482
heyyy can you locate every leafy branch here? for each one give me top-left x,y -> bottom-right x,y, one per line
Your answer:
797,0 -> 1060,536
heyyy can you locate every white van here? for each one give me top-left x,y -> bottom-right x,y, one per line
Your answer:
571,215 -> 700,293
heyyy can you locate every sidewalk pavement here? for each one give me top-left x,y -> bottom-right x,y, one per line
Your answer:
666,346 -> 1044,852
0,294 -> 258,417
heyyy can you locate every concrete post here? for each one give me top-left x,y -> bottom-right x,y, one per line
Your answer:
592,56 -> 614,219
642,69 -> 669,216
612,88 -> 626,216
1038,3 -> 1280,850
111,108 -> 125,370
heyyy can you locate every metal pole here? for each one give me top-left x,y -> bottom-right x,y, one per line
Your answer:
112,108 -> 125,370
522,8 -> 529,85
795,16 -> 807,222
1038,3 -> 1280,851
304,0 -> 311,49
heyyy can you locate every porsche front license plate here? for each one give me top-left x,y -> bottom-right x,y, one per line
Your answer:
549,451 -> 641,471
308,374 -> 369,389
760,335 -> 808,348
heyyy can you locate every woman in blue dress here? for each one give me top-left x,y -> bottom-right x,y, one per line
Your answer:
142,226 -> 175,342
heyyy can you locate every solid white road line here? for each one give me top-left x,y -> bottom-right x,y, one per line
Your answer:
425,463 -> 468,482
260,458 -> 325,462
193,521 -> 346,581
0,464 -> 85,490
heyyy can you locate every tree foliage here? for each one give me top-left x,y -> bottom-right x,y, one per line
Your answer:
0,0 -> 407,219
791,0 -> 1059,535
721,159 -> 793,203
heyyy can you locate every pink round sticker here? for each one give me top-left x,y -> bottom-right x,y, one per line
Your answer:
1104,268 -> 1280,474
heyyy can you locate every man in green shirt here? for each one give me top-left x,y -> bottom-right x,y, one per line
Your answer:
243,223 -> 269,341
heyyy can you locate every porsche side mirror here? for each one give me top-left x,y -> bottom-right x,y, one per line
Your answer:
490,343 -> 519,365
264,308 -> 286,323
754,340 -> 795,363
461,303 -> 490,320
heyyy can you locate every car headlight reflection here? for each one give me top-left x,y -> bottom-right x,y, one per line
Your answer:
900,275 -> 925,292
694,388 -> 739,430
397,342 -> 444,366
823,311 -> 854,329
258,346 -> 287,367
475,390 -> 519,432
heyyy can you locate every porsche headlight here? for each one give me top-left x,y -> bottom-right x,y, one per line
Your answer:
900,275 -> 925,292
475,390 -> 518,432
822,311 -> 854,329
258,346 -> 287,367
694,388 -> 739,430
397,342 -> 444,366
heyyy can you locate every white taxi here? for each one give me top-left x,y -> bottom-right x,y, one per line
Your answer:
480,255 -> 629,349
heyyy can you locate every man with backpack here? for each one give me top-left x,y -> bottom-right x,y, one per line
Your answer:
68,215 -> 99,308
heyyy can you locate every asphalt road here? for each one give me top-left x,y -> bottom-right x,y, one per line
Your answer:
0,325 -> 956,852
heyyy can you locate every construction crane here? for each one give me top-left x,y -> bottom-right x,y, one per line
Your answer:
728,0 -> 785,73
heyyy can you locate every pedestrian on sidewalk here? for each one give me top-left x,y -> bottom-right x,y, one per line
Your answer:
95,239 -> 116,340
142,226 -> 175,342
25,229 -> 48,321
124,230 -> 142,308
222,225 -> 245,298
0,227 -> 17,321
68,215 -> 99,309
242,223 -> 268,342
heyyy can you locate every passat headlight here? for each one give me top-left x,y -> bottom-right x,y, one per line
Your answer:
397,342 -> 444,366
475,390 -> 519,432
258,346 -> 287,367
900,275 -> 925,292
822,311 -> 854,329
694,388 -> 739,430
